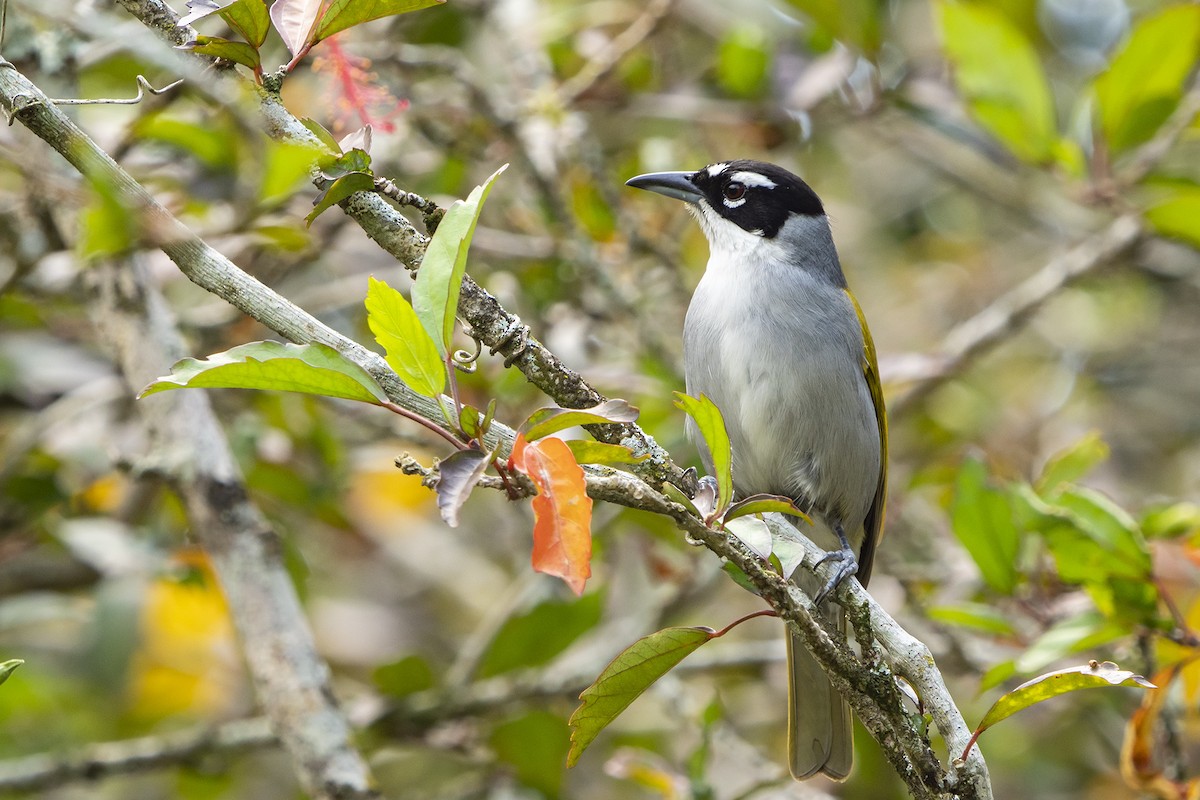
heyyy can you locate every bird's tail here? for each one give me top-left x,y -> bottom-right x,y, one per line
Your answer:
786,592 -> 852,781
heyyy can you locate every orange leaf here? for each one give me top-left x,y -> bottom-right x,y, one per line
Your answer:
508,431 -> 530,473
521,437 -> 592,595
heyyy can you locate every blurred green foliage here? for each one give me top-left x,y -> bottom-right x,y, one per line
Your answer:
1,0 -> 1199,798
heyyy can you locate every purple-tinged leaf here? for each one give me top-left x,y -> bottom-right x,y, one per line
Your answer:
436,448 -> 491,528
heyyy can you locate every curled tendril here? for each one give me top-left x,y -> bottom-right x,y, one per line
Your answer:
452,333 -> 483,373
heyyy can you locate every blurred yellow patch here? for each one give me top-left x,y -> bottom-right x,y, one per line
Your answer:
127,550 -> 244,721
344,444 -> 436,534
78,472 -> 129,514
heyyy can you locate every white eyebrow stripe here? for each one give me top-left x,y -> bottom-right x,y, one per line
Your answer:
729,170 -> 776,189
706,162 -> 729,177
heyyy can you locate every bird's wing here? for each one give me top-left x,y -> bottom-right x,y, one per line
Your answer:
846,289 -> 887,587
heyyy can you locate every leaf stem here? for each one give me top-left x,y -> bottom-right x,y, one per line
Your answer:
381,400 -> 466,450
712,608 -> 778,638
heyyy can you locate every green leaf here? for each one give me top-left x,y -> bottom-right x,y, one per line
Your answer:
1054,487 -> 1149,575
1013,612 -> 1127,675
951,457 -> 1021,593
723,494 -> 811,524
364,276 -> 445,397
373,654 -> 434,699
1145,188 -> 1200,249
133,114 -> 238,170
661,482 -> 701,517
972,661 -> 1154,746
306,172 -> 375,226
716,24 -> 770,99
1141,501 -> 1200,540
1035,431 -> 1109,497
674,393 -> 733,516
478,593 -> 603,678
568,627 -> 716,766
314,0 -> 446,43
412,165 -> 508,357
259,141 -> 321,206
325,148 -> 372,178
435,448 -> 490,528
565,440 -> 649,466
781,0 -> 885,52
80,181 -> 136,259
520,399 -> 639,441
936,1 -> 1056,163
491,711 -> 570,798
301,117 -> 341,155
0,659 -> 23,686
724,516 -> 772,560
219,0 -> 270,47
138,341 -> 388,405
926,602 -> 1017,636
1093,5 -> 1200,154
177,36 -> 262,70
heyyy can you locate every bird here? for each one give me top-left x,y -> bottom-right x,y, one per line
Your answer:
626,160 -> 887,781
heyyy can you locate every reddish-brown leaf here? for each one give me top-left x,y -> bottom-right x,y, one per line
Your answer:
521,437 -> 592,595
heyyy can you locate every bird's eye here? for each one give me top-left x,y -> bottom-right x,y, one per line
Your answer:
723,182 -> 746,201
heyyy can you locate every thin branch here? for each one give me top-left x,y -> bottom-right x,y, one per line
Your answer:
556,0 -> 677,107
86,253 -> 377,800
46,75 -> 182,106
0,718 -> 276,794
582,471 -> 993,800
889,214 -> 1145,418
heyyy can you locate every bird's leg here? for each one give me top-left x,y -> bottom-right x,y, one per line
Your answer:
812,522 -> 858,605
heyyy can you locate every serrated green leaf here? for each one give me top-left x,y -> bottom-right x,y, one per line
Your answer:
927,602 -> 1017,636
568,627 -> 715,766
951,457 -> 1020,593
975,661 -> 1154,737
412,165 -> 508,357
177,36 -> 261,70
1145,188 -> 1200,249
138,341 -> 388,404
723,494 -> 810,524
0,659 -> 23,686
674,393 -> 733,517
565,441 -> 648,466
306,172 -> 375,226
364,276 -> 445,397
1036,431 -> 1109,497
1093,5 -> 1200,154
520,399 -> 639,441
937,1 -> 1056,163
314,0 -> 446,43
219,0 -> 270,47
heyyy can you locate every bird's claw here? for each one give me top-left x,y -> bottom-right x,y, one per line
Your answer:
812,524 -> 859,605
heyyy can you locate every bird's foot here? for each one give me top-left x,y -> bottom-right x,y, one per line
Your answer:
813,523 -> 858,605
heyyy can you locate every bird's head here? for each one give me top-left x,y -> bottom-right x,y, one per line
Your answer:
626,159 -> 840,281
